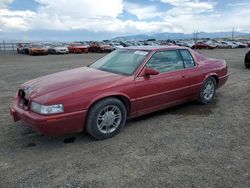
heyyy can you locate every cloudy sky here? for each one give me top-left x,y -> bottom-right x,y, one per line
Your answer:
0,0 -> 249,41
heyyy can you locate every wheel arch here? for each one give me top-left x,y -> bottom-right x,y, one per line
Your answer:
87,93 -> 132,117
203,73 -> 219,86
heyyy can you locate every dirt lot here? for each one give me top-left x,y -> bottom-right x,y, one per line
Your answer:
0,49 -> 249,188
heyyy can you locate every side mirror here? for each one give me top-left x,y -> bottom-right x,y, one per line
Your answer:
144,68 -> 159,76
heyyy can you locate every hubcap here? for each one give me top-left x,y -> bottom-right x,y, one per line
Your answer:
97,105 -> 122,134
203,81 -> 215,100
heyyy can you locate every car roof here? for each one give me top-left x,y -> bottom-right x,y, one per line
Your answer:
123,45 -> 188,51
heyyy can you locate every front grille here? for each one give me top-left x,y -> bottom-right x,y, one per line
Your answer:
18,89 -> 29,109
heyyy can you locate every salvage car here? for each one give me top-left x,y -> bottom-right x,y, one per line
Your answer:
20,44 -> 30,54
192,42 -> 215,49
68,43 -> 88,53
89,42 -> 113,53
245,50 -> 250,68
48,43 -> 69,54
29,43 -> 48,55
17,43 -> 29,54
10,46 -> 228,139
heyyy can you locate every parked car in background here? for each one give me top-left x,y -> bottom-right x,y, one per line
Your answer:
232,41 -> 248,48
10,46 -> 228,139
184,41 -> 195,48
19,43 -> 30,54
17,43 -> 27,54
89,42 -> 113,53
205,41 -> 218,48
29,43 -> 48,55
176,41 -> 187,47
192,42 -> 215,49
68,43 -> 88,53
48,43 -> 69,54
43,42 -> 53,49
110,42 -> 124,50
245,50 -> 250,68
17,43 -> 22,54
217,41 -> 234,48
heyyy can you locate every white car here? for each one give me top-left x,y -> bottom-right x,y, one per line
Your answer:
49,43 -> 69,54
232,41 -> 248,48
205,41 -> 218,48
217,41 -> 237,48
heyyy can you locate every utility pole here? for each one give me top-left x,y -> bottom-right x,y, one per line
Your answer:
232,27 -> 235,40
3,40 -> 5,52
195,30 -> 199,43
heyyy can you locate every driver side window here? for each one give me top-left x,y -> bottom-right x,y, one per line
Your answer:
146,50 -> 184,73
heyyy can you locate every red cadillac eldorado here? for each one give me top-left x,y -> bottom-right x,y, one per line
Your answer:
10,46 -> 228,139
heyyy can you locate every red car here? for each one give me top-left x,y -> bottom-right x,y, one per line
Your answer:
68,43 -> 88,53
89,42 -> 113,53
10,46 -> 228,139
192,42 -> 215,49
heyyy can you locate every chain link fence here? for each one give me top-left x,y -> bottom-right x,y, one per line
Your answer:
0,41 -> 17,52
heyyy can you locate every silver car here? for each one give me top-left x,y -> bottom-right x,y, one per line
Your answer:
49,43 -> 69,54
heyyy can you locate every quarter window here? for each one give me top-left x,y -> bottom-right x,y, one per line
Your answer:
179,50 -> 195,68
146,50 -> 184,73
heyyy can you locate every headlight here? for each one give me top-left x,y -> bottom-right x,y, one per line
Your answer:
31,102 -> 64,115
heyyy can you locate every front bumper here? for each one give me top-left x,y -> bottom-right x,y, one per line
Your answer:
31,50 -> 48,55
10,101 -> 87,136
56,50 -> 69,54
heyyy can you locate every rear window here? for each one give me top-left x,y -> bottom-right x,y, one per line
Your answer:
179,49 -> 195,68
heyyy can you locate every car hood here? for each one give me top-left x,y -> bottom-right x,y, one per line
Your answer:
22,67 -> 126,99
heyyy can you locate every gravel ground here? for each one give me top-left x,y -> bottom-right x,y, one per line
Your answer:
0,49 -> 249,188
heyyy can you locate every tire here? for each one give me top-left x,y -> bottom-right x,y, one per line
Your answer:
86,97 -> 127,140
245,54 -> 250,68
198,77 -> 217,104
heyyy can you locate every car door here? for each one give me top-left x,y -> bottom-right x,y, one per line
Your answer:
135,50 -> 191,115
178,49 -> 201,98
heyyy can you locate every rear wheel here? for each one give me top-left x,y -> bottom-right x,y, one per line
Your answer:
198,77 -> 217,104
86,98 -> 127,140
245,54 -> 250,68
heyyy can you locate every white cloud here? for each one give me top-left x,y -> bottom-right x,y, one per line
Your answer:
227,2 -> 249,7
161,0 -> 214,15
124,2 -> 163,20
0,0 -> 250,38
0,9 -> 36,31
0,0 -> 14,8
35,0 -> 123,19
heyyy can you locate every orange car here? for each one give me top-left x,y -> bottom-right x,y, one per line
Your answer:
68,43 -> 88,53
29,43 -> 48,55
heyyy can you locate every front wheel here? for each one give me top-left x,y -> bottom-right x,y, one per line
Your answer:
86,98 -> 127,140
198,77 -> 217,104
245,55 -> 250,68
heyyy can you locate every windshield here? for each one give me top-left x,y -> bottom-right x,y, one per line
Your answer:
89,49 -> 149,75
53,43 -> 66,47
72,43 -> 83,46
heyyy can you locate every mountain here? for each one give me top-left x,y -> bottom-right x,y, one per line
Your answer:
112,32 -> 250,41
